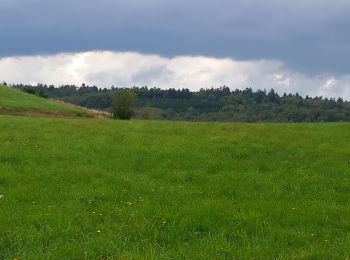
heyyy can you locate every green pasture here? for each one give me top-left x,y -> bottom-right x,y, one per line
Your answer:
0,85 -> 89,116
0,116 -> 349,259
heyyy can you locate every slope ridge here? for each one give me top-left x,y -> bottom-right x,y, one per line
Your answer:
0,85 -> 92,118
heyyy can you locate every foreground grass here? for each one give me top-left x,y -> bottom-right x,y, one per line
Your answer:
0,116 -> 349,259
0,85 -> 90,117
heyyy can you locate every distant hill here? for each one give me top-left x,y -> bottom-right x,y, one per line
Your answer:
0,84 -> 93,118
13,84 -> 350,122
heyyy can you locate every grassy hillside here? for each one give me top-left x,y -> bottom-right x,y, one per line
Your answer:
0,117 -> 349,259
0,85 -> 91,117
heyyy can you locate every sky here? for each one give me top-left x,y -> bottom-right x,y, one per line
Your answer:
0,0 -> 349,98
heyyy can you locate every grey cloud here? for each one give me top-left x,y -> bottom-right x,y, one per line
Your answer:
131,66 -> 173,85
0,0 -> 349,74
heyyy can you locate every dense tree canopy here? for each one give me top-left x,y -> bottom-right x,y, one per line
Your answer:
10,83 -> 350,122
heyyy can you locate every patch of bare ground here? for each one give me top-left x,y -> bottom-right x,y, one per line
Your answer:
0,107 -> 92,118
52,99 -> 112,118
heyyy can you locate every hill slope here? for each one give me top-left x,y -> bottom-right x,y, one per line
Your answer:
0,85 -> 92,117
0,117 -> 349,258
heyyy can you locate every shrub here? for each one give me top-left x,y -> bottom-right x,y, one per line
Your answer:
22,86 -> 37,95
38,91 -> 49,99
111,89 -> 137,120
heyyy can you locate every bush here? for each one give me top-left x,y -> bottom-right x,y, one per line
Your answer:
111,89 -> 137,120
22,86 -> 37,95
22,86 -> 48,99
38,91 -> 49,99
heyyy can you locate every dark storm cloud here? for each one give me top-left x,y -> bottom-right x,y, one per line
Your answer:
0,0 -> 349,73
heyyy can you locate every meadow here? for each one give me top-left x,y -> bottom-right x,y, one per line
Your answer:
0,116 -> 349,259
0,86 -> 90,117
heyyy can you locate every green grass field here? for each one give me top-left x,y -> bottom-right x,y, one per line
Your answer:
0,115 -> 349,259
0,85 -> 91,117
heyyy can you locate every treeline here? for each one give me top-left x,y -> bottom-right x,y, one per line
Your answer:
10,83 -> 350,122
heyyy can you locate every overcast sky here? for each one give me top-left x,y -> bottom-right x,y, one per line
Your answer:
0,0 -> 349,98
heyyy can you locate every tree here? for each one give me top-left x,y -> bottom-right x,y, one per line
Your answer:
111,89 -> 137,119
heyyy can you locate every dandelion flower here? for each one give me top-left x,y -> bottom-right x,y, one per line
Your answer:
96,230 -> 101,233
0,194 -> 4,199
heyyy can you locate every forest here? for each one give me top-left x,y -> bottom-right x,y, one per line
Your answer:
9,83 -> 350,122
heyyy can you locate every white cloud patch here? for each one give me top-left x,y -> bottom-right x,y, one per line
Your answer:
323,78 -> 337,91
0,51 -> 349,99
274,74 -> 291,87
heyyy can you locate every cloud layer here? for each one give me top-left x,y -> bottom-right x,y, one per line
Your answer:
1,51 -> 349,99
0,0 -> 349,73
